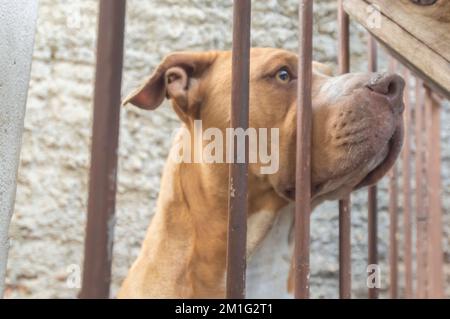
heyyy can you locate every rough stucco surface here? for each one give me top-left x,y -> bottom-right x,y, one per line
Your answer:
0,0 -> 38,296
4,0 -> 449,298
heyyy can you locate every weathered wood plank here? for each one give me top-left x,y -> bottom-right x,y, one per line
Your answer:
367,0 -> 450,61
343,0 -> 450,99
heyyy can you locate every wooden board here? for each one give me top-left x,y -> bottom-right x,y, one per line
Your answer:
344,0 -> 450,99
367,0 -> 450,61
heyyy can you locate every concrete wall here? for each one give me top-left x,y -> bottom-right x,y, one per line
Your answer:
4,0 -> 449,298
0,0 -> 38,297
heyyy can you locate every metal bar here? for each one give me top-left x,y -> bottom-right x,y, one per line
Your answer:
0,0 -> 38,298
389,163 -> 399,299
367,35 -> 378,299
226,0 -> 251,299
338,0 -> 351,299
421,85 -> 434,299
367,186 -> 378,298
388,57 -> 399,299
338,0 -> 349,75
425,87 -> 444,298
294,0 -> 313,299
79,0 -> 126,299
402,68 -> 413,298
339,198 -> 352,299
368,36 -> 377,72
414,78 -> 427,299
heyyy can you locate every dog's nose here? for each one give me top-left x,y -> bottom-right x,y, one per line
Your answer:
366,73 -> 405,113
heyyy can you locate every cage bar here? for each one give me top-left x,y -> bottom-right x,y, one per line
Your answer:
338,0 -> 349,74
338,199 -> 352,299
425,88 -> 444,298
294,0 -> 314,299
414,78 -> 427,299
225,0 -> 251,299
367,35 -> 379,299
389,163 -> 399,299
79,0 -> 126,299
423,86 -> 432,298
388,58 -> 399,299
337,0 -> 352,299
402,68 -> 413,298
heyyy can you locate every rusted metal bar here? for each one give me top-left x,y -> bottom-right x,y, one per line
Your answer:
367,35 -> 378,299
337,0 -> 352,299
389,163 -> 399,299
368,36 -> 377,72
423,87 -> 433,299
402,68 -> 413,298
294,0 -> 313,299
226,0 -> 251,299
414,78 -> 427,299
79,0 -> 126,299
425,87 -> 444,299
338,0 -> 349,74
339,198 -> 352,299
367,187 -> 378,298
388,58 -> 399,299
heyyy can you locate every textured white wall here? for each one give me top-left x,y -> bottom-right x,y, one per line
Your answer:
0,0 -> 38,297
4,0 -> 449,298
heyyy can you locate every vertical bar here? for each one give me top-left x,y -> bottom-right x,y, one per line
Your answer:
367,187 -> 378,298
425,88 -> 444,298
388,58 -> 398,299
79,0 -> 126,299
414,78 -> 427,299
226,0 -> 251,299
294,0 -> 313,299
389,164 -> 399,299
0,0 -> 38,298
339,199 -> 352,299
338,0 -> 349,75
367,35 -> 379,299
422,86 -> 434,300
367,37 -> 377,72
338,0 -> 351,299
401,68 -> 413,298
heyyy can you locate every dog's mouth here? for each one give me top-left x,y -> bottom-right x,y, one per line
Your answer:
352,122 -> 404,190
281,122 -> 403,202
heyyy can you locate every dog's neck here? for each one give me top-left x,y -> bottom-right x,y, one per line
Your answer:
126,128 -> 287,298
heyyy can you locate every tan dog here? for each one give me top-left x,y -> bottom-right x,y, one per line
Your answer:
118,48 -> 404,298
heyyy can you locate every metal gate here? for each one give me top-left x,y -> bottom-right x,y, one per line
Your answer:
0,0 -> 445,299
79,0 -> 447,299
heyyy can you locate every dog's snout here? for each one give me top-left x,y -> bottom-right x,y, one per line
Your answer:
366,73 -> 405,112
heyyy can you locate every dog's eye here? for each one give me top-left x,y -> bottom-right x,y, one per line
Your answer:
275,68 -> 290,83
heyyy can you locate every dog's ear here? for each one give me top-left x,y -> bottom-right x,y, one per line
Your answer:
123,52 -> 217,116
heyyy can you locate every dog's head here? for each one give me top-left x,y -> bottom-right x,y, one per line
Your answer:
124,48 -> 404,206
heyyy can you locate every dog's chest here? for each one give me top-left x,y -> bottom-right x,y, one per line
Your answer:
246,210 -> 278,257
